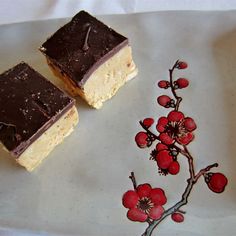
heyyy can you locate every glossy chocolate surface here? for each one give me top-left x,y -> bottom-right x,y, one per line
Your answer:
0,62 -> 74,157
40,11 -> 128,88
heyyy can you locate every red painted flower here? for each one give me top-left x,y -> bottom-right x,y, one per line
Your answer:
156,111 -> 197,145
176,61 -> 188,69
122,184 -> 166,222
171,212 -> 184,223
158,80 -> 170,89
135,132 -> 148,148
154,142 -> 180,175
205,172 -> 228,193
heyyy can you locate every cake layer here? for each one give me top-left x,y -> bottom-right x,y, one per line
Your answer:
47,45 -> 138,108
17,105 -> 78,171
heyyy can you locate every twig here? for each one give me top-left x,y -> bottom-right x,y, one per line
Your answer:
142,156 -> 218,236
169,60 -> 182,111
129,172 -> 137,190
139,121 -> 159,141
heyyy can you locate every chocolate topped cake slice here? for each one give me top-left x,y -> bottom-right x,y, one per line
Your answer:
0,62 -> 78,171
40,10 -> 138,109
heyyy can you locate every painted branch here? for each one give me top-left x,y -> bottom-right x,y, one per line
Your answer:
169,60 -> 182,111
129,172 -> 137,190
141,159 -> 218,236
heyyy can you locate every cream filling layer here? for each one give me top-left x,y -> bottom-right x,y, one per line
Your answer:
47,45 -> 138,109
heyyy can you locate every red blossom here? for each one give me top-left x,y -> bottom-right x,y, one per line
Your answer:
127,208 -> 147,222
143,118 -> 154,128
159,133 -> 174,145
156,150 -> 173,169
205,172 -> 228,193
156,111 -> 196,145
136,184 -> 152,198
149,206 -> 164,220
135,132 -> 148,148
122,184 -> 167,222
153,142 -> 180,175
171,212 -> 184,223
176,78 -> 189,88
157,95 -> 172,107
168,161 -> 180,175
156,143 -> 168,151
158,80 -> 170,89
176,61 -> 188,69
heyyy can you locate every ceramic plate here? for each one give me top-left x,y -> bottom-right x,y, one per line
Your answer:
0,11 -> 235,236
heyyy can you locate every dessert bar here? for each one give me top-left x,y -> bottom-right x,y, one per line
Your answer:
0,62 -> 79,171
40,11 -> 138,109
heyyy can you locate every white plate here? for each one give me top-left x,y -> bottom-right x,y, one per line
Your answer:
0,11 -> 235,236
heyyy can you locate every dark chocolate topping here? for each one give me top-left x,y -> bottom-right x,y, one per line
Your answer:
0,62 -> 75,157
40,11 -> 128,88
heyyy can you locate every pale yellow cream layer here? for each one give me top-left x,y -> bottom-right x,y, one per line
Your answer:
47,45 -> 138,109
15,105 -> 78,171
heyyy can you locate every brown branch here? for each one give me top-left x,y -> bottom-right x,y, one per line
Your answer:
183,145 -> 195,178
129,172 -> 137,190
142,152 -> 218,236
169,60 -> 182,111
139,121 -> 160,141
194,163 -> 218,182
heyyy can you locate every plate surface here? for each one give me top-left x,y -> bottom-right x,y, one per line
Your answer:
0,11 -> 236,236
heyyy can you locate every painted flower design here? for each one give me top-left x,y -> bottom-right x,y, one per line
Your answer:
124,60 -> 228,236
122,183 -> 166,222
156,111 -> 197,145
154,142 -> 180,175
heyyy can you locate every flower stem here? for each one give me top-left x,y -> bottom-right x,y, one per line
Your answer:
139,121 -> 159,141
169,60 -> 182,111
194,163 -> 218,182
183,145 -> 195,178
129,172 -> 137,190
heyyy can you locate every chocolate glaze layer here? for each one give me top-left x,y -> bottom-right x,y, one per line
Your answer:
0,62 -> 75,157
40,11 -> 128,88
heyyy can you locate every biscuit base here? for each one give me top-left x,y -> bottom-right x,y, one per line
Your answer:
47,45 -> 138,109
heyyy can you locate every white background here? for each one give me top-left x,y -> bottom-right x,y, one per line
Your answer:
1,0 -> 236,25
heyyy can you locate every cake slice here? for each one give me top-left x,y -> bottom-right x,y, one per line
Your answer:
40,10 -> 138,109
0,62 -> 79,171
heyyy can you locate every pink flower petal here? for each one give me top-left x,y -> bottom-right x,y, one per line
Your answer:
159,133 -> 174,145
168,111 -> 184,122
122,190 -> 139,209
156,124 -> 165,133
135,132 -> 148,148
127,208 -> 148,222
150,188 -> 167,206
148,206 -> 164,220
177,132 -> 194,145
157,95 -> 171,107
157,117 -> 168,126
143,118 -> 154,128
184,117 -> 197,131
156,143 -> 168,151
171,212 -> 184,223
156,150 -> 173,169
137,184 -> 152,198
